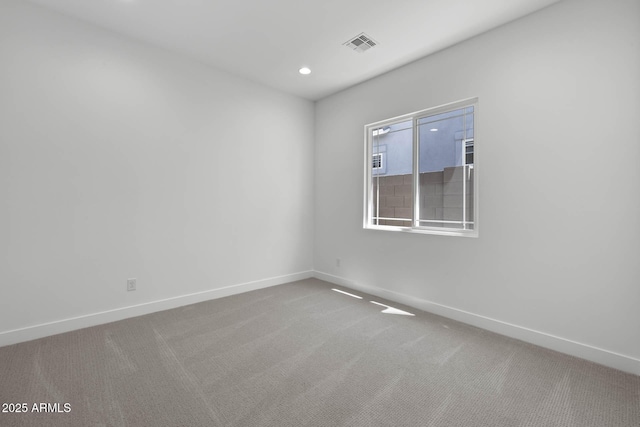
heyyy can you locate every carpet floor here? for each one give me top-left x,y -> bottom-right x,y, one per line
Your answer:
0,278 -> 638,426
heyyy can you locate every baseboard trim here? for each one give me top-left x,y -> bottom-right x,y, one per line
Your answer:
0,270 -> 314,348
313,271 -> 640,376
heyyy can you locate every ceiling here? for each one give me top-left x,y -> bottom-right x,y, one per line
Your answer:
26,0 -> 561,101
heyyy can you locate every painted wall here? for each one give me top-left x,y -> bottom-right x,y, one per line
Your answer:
0,0 -> 314,335
1,0 -> 638,375
315,0 -> 640,371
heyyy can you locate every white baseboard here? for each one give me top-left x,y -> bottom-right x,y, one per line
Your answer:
0,270 -> 314,348
313,271 -> 640,376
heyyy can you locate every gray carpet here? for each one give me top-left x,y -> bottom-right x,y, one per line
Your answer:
0,278 -> 638,426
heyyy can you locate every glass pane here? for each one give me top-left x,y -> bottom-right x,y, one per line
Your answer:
371,120 -> 413,227
417,107 -> 474,229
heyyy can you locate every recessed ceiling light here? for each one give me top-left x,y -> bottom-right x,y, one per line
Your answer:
299,67 -> 311,75
430,128 -> 438,132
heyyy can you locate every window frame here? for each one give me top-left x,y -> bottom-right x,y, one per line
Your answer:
363,98 -> 479,238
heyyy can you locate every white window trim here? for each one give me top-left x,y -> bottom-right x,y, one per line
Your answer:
363,97 -> 479,238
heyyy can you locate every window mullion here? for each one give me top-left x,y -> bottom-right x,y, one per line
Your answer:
462,110 -> 467,230
412,116 -> 419,228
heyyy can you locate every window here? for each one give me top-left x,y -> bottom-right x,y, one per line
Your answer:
465,139 -> 474,165
364,98 -> 477,237
372,153 -> 383,169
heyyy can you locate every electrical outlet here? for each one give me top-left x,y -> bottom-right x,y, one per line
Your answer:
127,278 -> 136,291
336,258 -> 341,268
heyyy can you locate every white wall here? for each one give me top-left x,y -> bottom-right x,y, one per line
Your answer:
1,0 -> 638,375
0,0 -> 314,340
314,0 -> 640,374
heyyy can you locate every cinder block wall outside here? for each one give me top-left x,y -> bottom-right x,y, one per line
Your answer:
372,165 -> 473,228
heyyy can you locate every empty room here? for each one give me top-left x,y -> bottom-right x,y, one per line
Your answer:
1,0 -> 639,426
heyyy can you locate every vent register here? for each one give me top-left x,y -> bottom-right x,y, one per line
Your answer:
344,33 -> 377,53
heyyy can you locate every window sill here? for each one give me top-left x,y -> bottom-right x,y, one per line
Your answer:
364,224 -> 478,238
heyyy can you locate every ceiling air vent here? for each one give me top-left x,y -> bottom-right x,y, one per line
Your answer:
343,33 -> 377,53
